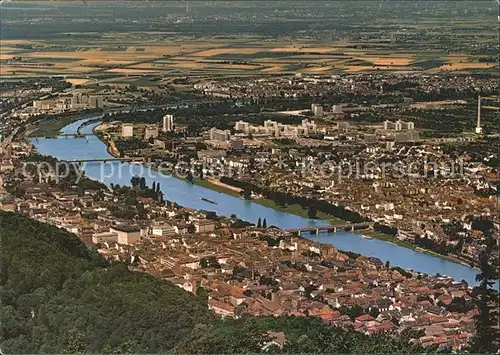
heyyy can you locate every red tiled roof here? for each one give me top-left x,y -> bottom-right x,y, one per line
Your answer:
355,314 -> 375,322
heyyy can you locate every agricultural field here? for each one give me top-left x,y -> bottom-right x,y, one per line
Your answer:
2,36 -> 498,81
0,1 -> 498,83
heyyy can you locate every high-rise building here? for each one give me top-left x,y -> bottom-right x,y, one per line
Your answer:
475,95 -> 483,134
337,122 -> 349,132
163,114 -> 174,132
395,131 -> 420,142
122,123 -> 134,137
332,105 -> 343,114
311,104 -> 323,117
90,96 -> 104,109
364,134 -> 378,144
71,94 -> 80,108
144,125 -> 159,140
235,120 -> 250,133
384,120 -> 414,131
209,128 -> 231,141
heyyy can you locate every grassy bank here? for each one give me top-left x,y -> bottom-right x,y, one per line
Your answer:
29,115 -> 85,138
362,231 -> 472,266
363,231 -> 417,249
191,178 -> 241,197
253,197 -> 346,224
180,177 -> 345,223
179,177 -> 345,224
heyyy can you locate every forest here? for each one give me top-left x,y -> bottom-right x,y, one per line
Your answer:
1,211 -> 442,353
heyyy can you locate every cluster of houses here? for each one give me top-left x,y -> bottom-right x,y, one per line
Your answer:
96,227 -> 477,351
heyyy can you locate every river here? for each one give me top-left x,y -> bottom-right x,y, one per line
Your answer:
30,119 -> 484,286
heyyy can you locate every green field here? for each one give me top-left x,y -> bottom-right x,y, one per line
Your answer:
29,115 -> 85,137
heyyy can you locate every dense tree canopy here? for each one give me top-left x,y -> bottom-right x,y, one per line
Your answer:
0,212 -> 213,353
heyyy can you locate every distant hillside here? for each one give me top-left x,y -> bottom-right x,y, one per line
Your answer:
0,212 -> 434,353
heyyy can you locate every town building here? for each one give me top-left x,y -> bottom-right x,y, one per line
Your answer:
332,105 -> 343,114
122,123 -> 134,137
70,93 -> 89,109
384,120 -> 415,131
92,231 -> 118,244
89,95 -> 104,109
163,114 -> 174,132
144,124 -> 159,140
152,224 -> 177,237
209,128 -> 231,141
311,103 -> 323,117
364,134 -> 378,144
337,122 -> 350,132
194,219 -> 215,234
394,131 -> 420,142
234,119 -> 317,138
110,225 -> 142,245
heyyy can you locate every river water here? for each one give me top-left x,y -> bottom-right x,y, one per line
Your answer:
30,119 -> 483,286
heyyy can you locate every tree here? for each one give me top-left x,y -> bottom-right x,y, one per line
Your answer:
262,218 -> 267,229
139,177 -> 147,190
195,286 -> 208,301
200,257 -> 221,269
469,225 -> 499,353
152,181 -> 156,191
62,332 -> 86,354
339,305 -> 365,321
242,189 -> 252,200
385,260 -> 390,269
130,175 -> 140,188
369,307 -> 380,319
257,218 -> 262,228
156,182 -> 161,193
307,204 -> 317,219
186,172 -> 194,183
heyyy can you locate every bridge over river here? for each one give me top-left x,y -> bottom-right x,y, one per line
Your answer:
286,222 -> 374,235
61,158 -> 144,164
58,133 -> 95,138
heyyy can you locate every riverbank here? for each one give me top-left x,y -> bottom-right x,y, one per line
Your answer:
92,123 -> 121,158
192,178 -> 241,197
362,231 -> 474,268
76,118 -> 102,135
173,176 -> 345,224
253,197 -> 346,224
29,115 -> 86,138
29,111 -> 102,138
195,179 -> 346,224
